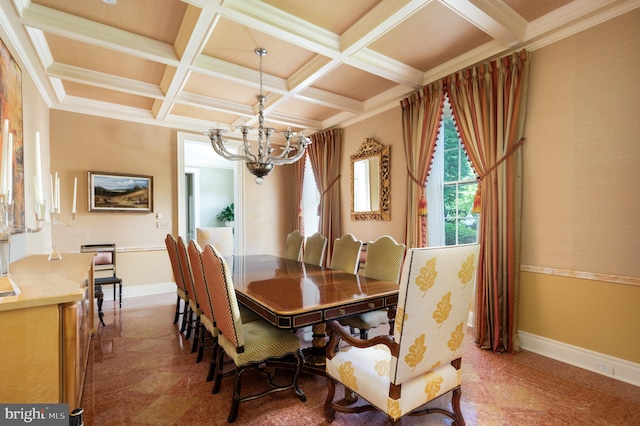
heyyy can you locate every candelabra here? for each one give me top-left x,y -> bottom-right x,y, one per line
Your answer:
28,200 -> 76,261
0,195 -> 12,276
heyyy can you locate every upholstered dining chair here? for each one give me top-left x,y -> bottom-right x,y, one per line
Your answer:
324,243 -> 480,424
202,244 -> 307,423
177,236 -> 201,345
196,226 -> 234,257
330,233 -> 363,274
164,234 -> 189,331
339,235 -> 406,338
303,232 -> 328,266
187,240 -> 262,369
284,230 -> 305,261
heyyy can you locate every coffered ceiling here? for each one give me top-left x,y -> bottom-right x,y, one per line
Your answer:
0,0 -> 637,140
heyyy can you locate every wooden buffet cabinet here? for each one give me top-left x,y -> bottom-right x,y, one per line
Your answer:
0,254 -> 95,410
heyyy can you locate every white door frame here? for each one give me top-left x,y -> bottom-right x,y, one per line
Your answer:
177,131 -> 244,254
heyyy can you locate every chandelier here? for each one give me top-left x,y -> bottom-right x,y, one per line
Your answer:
205,48 -> 311,184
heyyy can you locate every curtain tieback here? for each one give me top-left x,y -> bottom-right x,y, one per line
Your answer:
320,174 -> 341,198
408,170 -> 427,216
471,137 -> 526,213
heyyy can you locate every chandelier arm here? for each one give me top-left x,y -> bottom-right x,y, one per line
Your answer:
268,146 -> 307,165
240,130 -> 258,163
210,136 -> 253,162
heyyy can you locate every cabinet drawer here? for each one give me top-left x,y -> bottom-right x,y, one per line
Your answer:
325,299 -> 385,320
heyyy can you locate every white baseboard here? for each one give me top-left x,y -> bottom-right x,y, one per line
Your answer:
99,282 -> 175,301
519,330 -> 640,387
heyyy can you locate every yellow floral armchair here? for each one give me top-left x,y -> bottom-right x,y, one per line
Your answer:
325,244 -> 480,424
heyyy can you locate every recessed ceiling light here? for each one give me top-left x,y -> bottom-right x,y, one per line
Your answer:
103,0 -> 116,4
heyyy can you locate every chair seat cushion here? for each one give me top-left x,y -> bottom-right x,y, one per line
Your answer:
326,344 -> 460,420
95,277 -> 122,285
201,315 -> 218,337
218,319 -> 301,366
339,309 -> 389,331
177,288 -> 187,300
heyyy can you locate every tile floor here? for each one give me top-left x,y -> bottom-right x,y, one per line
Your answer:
80,293 -> 640,425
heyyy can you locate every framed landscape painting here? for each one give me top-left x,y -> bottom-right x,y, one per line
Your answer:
88,171 -> 153,212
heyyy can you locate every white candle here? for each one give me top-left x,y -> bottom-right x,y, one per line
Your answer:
6,133 -> 12,203
50,174 -> 54,214
1,119 -> 7,195
56,175 -> 60,213
35,132 -> 43,202
72,177 -> 77,213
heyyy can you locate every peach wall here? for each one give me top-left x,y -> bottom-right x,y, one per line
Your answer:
341,107 -> 406,245
49,110 -> 176,286
519,9 -> 640,362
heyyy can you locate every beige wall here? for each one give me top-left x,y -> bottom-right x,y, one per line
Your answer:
518,9 -> 640,363
341,107 -> 406,245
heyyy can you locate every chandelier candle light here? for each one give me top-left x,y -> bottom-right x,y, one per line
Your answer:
205,48 -> 311,184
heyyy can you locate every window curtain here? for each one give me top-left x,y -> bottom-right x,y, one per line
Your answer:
294,154 -> 305,233
426,127 -> 445,247
308,128 -> 342,266
400,81 -> 445,249
446,50 -> 530,353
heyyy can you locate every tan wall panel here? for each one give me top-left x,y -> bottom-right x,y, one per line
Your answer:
50,110 -> 176,285
519,271 -> 640,363
522,9 -> 640,278
117,249 -> 173,286
341,107 -> 406,245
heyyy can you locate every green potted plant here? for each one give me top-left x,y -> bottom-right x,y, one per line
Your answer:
216,203 -> 234,226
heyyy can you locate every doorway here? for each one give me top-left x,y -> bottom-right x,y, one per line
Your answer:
177,132 -> 244,254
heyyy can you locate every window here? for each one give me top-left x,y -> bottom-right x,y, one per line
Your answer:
426,97 -> 478,246
302,155 -> 320,235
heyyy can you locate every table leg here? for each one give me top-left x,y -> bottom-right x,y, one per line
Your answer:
305,323 -> 327,367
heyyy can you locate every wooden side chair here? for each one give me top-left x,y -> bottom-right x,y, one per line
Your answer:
80,243 -> 123,326
187,240 -> 261,369
324,244 -> 480,424
164,234 -> 190,332
330,233 -> 363,274
177,236 -> 201,344
202,244 -> 306,423
303,232 -> 327,266
339,235 -> 406,338
284,230 -> 305,261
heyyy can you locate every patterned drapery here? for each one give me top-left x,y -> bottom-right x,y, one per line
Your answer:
400,81 -> 445,249
446,50 -> 530,353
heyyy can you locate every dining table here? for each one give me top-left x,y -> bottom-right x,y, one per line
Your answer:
227,254 -> 399,368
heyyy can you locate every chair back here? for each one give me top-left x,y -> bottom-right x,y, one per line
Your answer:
80,243 -> 118,279
177,236 -> 197,303
363,236 -> 406,283
390,244 -> 480,385
164,235 -> 187,293
188,240 -> 214,324
196,227 -> 234,257
303,232 -> 327,266
201,244 -> 245,351
330,233 -> 363,274
284,230 -> 304,261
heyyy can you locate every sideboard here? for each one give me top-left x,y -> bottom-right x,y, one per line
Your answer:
0,253 -> 95,410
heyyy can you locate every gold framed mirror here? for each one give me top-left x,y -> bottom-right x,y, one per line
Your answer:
351,138 -> 390,221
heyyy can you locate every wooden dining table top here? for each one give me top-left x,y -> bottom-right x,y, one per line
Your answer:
227,254 -> 399,329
